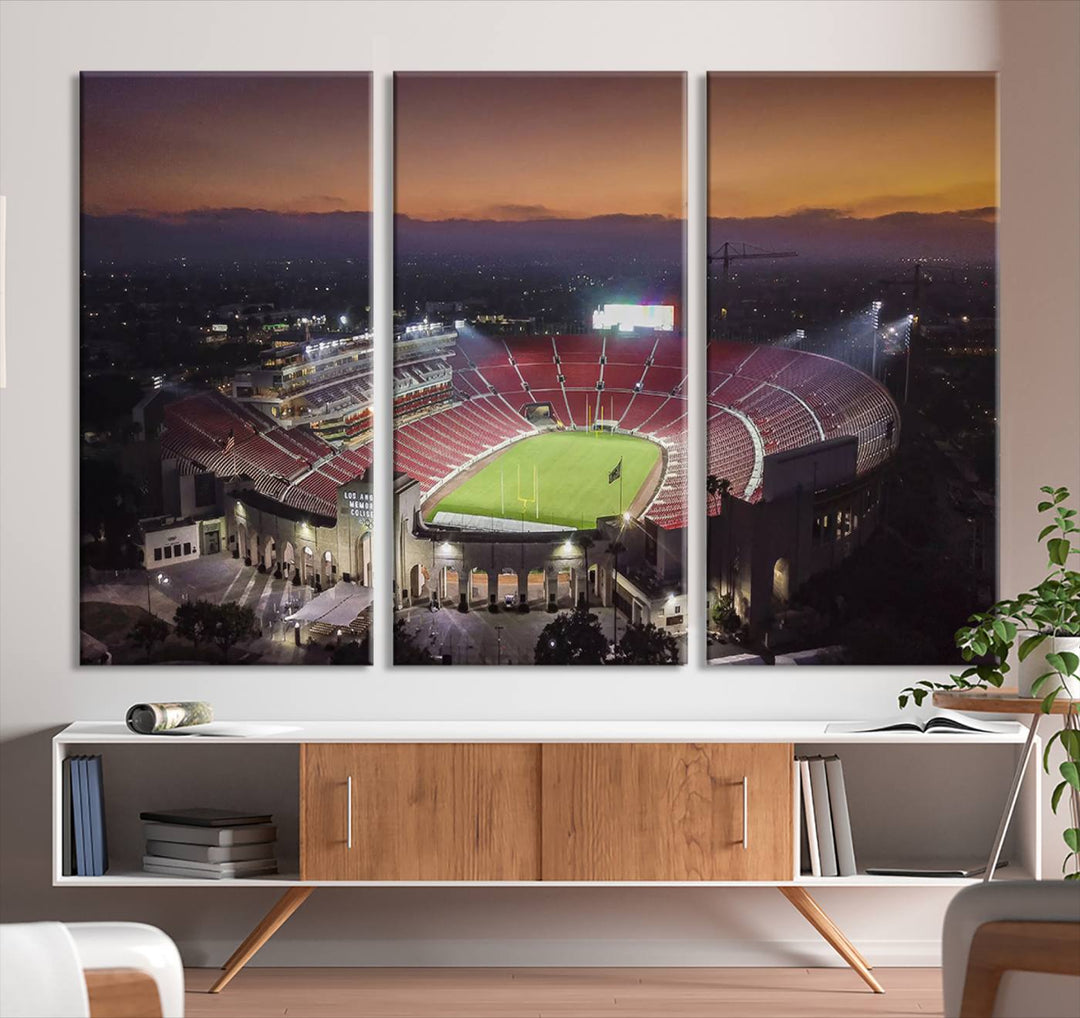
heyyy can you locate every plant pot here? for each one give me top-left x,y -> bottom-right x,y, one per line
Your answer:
1016,634 -> 1080,699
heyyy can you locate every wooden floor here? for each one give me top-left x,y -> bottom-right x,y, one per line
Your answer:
184,967 -> 944,1018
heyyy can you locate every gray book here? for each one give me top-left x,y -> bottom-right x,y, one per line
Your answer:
62,757 -> 73,876
824,755 -> 857,877
808,757 -> 838,877
142,854 -> 277,874
142,862 -> 278,880
146,839 -> 276,863
142,822 -> 276,846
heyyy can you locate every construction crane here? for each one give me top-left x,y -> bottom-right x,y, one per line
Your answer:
708,241 -> 798,339
708,241 -> 798,281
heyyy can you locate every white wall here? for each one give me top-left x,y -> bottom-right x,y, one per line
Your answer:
1,0 -> 1077,967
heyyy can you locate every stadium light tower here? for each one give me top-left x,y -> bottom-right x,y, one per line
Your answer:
876,262 -> 927,404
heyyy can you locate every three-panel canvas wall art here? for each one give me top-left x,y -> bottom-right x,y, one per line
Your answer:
78,72 -> 997,668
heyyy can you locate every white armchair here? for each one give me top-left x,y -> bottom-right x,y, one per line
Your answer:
942,881 -> 1080,1018
0,922 -> 183,1018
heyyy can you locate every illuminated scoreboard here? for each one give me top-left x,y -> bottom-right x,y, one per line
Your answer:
592,303 -> 675,333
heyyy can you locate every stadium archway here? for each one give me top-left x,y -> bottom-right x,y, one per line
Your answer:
439,565 -> 459,604
283,541 -> 295,581
355,533 -> 372,586
469,568 -> 489,608
263,537 -> 275,571
409,563 -> 427,600
302,546 -> 314,585
321,550 -> 335,588
237,523 -> 249,563
772,557 -> 791,606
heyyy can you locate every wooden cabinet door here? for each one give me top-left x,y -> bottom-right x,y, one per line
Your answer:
300,743 -> 541,880
542,743 -> 794,881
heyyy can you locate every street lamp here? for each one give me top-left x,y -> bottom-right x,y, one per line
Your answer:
146,571 -> 169,616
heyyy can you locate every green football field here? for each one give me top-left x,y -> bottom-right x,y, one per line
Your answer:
425,431 -> 662,530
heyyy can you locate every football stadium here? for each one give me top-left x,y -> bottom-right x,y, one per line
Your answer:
392,310 -> 899,655
393,312 -> 690,639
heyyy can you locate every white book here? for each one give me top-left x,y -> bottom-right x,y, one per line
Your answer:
808,757 -> 838,878
798,758 -> 821,877
142,862 -> 277,880
793,758 -> 805,878
142,854 -> 276,874
825,709 -> 1017,736
141,822 -> 276,846
824,756 -> 857,877
145,840 -> 276,863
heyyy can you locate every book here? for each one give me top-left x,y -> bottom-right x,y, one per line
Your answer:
75,757 -> 93,877
86,756 -> 108,876
61,757 -> 73,877
824,756 -> 857,877
141,855 -> 278,876
794,758 -> 807,877
825,709 -> 1017,736
142,862 -> 278,881
142,822 -> 277,846
798,758 -> 821,877
808,757 -> 838,878
139,808 -> 272,827
145,840 -> 276,863
865,860 -> 1005,878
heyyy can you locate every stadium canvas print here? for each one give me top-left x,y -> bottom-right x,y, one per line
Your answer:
393,73 -> 687,666
705,74 -> 997,665
79,73 -> 374,665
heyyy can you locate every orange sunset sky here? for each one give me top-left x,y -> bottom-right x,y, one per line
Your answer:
708,75 -> 997,219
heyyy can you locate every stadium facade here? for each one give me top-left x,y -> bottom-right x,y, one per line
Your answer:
706,341 -> 901,639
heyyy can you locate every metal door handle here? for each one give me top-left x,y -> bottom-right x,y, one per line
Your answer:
742,776 -> 748,850
346,775 -> 353,849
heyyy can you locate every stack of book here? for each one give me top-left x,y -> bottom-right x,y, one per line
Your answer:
796,755 -> 856,878
62,755 -> 108,876
140,808 -> 278,879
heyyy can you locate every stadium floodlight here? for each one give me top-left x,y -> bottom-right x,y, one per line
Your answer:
339,315 -> 348,326
622,511 -> 631,523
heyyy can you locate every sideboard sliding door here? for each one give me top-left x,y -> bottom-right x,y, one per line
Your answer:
301,744 -> 541,881
541,743 -> 794,881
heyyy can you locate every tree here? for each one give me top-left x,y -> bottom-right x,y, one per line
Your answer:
612,621 -> 680,665
128,615 -> 169,657
330,638 -> 371,665
707,474 -> 731,516
210,601 -> 258,655
173,600 -> 216,648
173,599 -> 256,657
710,592 -> 740,634
393,618 -> 436,664
534,608 -> 609,665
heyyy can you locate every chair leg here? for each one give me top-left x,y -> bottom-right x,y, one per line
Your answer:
209,887 -> 314,993
778,886 -> 884,994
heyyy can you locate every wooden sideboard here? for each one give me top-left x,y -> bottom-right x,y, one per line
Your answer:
53,721 -> 1040,997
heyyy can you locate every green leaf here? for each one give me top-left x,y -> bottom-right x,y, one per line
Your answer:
913,689 -> 927,706
992,619 -> 1008,643
1065,871 -> 1080,880
1048,538 -> 1070,566
1065,828 -> 1080,853
1040,486 -> 1056,494
1041,688 -> 1060,713
1061,760 -> 1080,791
1052,780 -> 1067,812
1039,500 -> 1054,512
1055,490 -> 1070,504
1044,728 -> 1064,770
1018,633 -> 1049,661
898,694 -> 909,709
1030,672 -> 1053,695
1039,524 -> 1058,541
1061,729 -> 1080,757
1057,651 -> 1079,676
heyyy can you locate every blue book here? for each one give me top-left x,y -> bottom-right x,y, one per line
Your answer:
87,756 -> 107,876
61,757 -> 74,876
72,757 -> 90,876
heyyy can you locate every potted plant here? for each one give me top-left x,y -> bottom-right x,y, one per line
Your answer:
900,485 -> 1079,879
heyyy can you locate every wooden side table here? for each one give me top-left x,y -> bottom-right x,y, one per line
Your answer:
933,690 -> 1078,881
